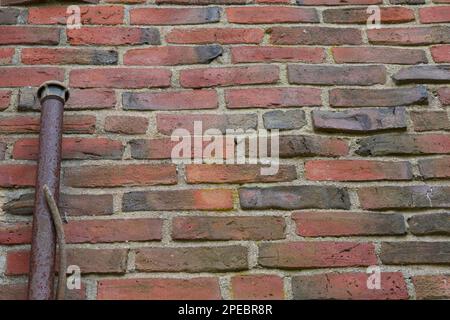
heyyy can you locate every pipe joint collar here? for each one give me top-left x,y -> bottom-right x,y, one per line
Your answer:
37,81 -> 70,104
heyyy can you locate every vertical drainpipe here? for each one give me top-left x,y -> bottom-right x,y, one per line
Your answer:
28,81 -> 69,300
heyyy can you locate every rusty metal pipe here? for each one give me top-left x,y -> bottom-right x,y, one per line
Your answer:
28,81 -> 69,300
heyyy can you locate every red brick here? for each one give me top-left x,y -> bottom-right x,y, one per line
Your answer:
0,26 -> 60,45
156,0 -> 245,3
0,165 -> 36,188
226,7 -> 318,24
135,246 -> 248,272
418,157 -> 450,179
324,7 -> 414,24
6,248 -> 128,275
332,47 -> 427,64
279,135 -> 349,157
0,90 -> 11,110
231,46 -> 325,63
104,116 -> 149,134
368,26 -> 450,45
270,27 -> 362,45
70,68 -> 171,89
0,115 -> 95,134
259,242 -> 377,268
0,222 -> 32,245
12,137 -> 124,160
0,283 -> 85,300
67,27 -> 160,46
64,164 -> 176,187
225,87 -> 321,108
292,211 -> 406,237
0,67 -> 63,87
124,45 -> 222,66
292,273 -> 408,300
301,0 -> 381,3
413,275 -> 450,299
305,160 -> 412,181
0,48 -> 14,64
123,189 -> 234,211
166,28 -> 264,44
65,218 -> 162,244
130,7 -> 220,25
172,216 -> 286,240
21,48 -> 118,65
123,90 -> 218,111
431,45 -> 450,63
186,164 -> 296,183
438,87 -> 450,105
28,6 -> 124,25
232,275 -> 284,300
420,6 -> 450,23
180,65 -> 279,88
98,278 -> 221,300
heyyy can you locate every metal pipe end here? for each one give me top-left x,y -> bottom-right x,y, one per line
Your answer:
37,81 -> 70,104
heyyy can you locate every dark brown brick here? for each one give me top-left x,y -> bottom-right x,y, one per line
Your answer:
381,242 -> 450,264
408,213 -> 450,236
393,65 -> 450,84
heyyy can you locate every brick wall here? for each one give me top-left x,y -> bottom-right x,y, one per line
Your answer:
0,0 -> 449,300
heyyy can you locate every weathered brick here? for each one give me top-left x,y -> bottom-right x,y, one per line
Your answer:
19,88 -> 116,111
431,45 -> 450,63
231,275 -> 284,300
312,107 -> 407,133
332,47 -> 427,64
225,87 -> 321,109
393,65 -> 450,84
231,46 -> 325,63
130,7 -> 220,25
0,142 -> 6,160
0,90 -> 11,110
324,7 -> 414,24
408,213 -> 450,236
279,135 -> 349,157
12,137 -> 123,160
28,6 -> 124,25
0,283 -> 85,300
438,87 -> 450,105
0,48 -> 14,65
410,111 -> 450,132
0,115 -> 95,134
413,275 -> 450,299
180,65 -> 279,88
172,216 -> 285,240
259,242 -> 376,268
123,90 -> 218,111
70,68 -> 171,89
419,6 -> 450,23
64,164 -> 176,187
0,26 -> 60,45
185,164 -> 297,183
239,186 -> 350,210
305,160 -> 412,181
135,246 -> 248,272
329,86 -> 428,107
356,134 -> 450,156
0,8 -> 21,24
3,193 -> 114,216
104,116 -> 149,134
292,273 -> 408,300
263,110 -> 306,130
98,278 -> 221,300
22,48 -> 118,65
65,218 -> 163,244
156,0 -> 245,3
381,242 -> 450,264
270,27 -> 362,45
123,189 -> 233,211
67,27 -> 160,46
130,138 -> 186,159
293,211 -> 406,236
0,222 -> 32,245
156,113 -> 257,135
358,186 -> 450,210
288,65 -> 386,86
6,248 -> 128,275
368,26 -> 450,45
418,157 -> 450,179
166,28 -> 264,44
124,45 -> 222,66
0,164 -> 36,188
226,7 -> 318,23
0,67 -> 64,87
301,0 -> 381,3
